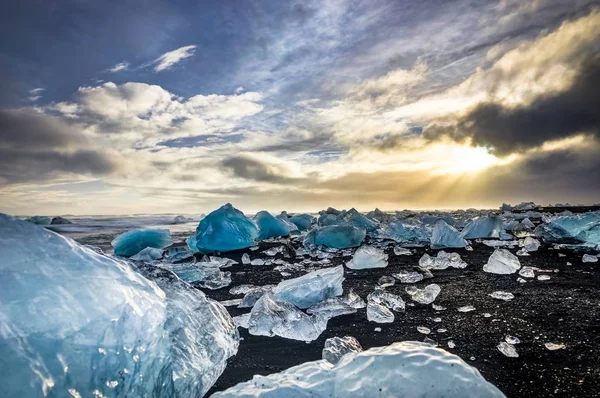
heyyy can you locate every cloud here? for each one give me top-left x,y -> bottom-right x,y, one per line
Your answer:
108,62 -> 129,72
153,45 -> 197,72
27,87 -> 45,102
220,155 -> 293,184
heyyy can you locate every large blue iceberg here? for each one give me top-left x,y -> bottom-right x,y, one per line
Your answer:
430,220 -> 467,249
304,225 -> 366,249
0,214 -> 238,397
378,220 -> 431,246
213,341 -> 505,397
191,203 -> 258,253
317,208 -> 379,233
534,212 -> 600,248
255,210 -> 292,240
461,215 -> 504,239
111,228 -> 173,257
290,213 -> 315,230
25,215 -> 52,225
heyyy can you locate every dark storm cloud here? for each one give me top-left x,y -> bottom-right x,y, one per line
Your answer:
0,109 -> 119,184
220,155 -> 293,184
424,55 -> 600,155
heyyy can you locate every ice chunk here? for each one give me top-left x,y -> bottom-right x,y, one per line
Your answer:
322,336 -> 363,365
233,313 -> 250,329
457,305 -> 476,312
247,293 -> 327,342
516,248 -> 530,256
521,218 -> 535,228
229,284 -> 256,295
346,245 -> 388,269
534,212 -> 600,248
378,220 -> 431,246
173,215 -> 192,223
393,246 -> 412,255
168,263 -> 232,289
537,275 -> 551,281
377,275 -> 395,287
430,220 -> 467,249
544,342 -> 566,350
419,251 -> 467,270
111,228 -> 173,257
238,285 -> 275,308
505,336 -> 520,344
164,246 -> 194,262
241,253 -> 251,264
0,214 -> 238,397
393,270 -> 423,283
519,266 -> 535,278
461,215 -> 504,239
212,341 -> 505,398
304,225 -> 366,249
582,253 -> 598,263
367,289 -> 405,311
24,215 -> 52,225
50,216 -> 72,224
512,222 -> 533,238
306,297 -> 357,319
406,284 -> 441,304
191,203 -> 258,254
250,258 -> 265,266
417,326 -> 431,334
489,291 -> 514,301
273,265 -> 344,309
343,288 -> 367,309
521,237 -> 540,252
497,342 -> 518,358
130,246 -> 163,261
255,210 -> 292,240
367,302 -> 395,323
483,249 -> 521,274
290,213 -> 314,230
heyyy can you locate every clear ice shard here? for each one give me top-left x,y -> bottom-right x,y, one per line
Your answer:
406,284 -> 441,304
419,251 -> 467,270
377,275 -> 396,287
241,253 -> 251,264
290,213 -> 315,230
461,215 -> 504,239
0,214 -> 238,397
582,254 -> 598,263
457,305 -> 476,312
304,225 -> 366,249
430,220 -> 467,249
130,246 -> 163,261
111,228 -> 173,257
238,285 -> 275,308
377,220 -> 431,246
255,210 -> 292,240
322,336 -> 363,365
521,237 -> 540,252
168,263 -> 232,289
191,203 -> 258,254
273,265 -> 344,309
483,249 -> 521,274
247,293 -> 327,342
393,270 -> 423,283
497,342 -> 519,358
544,342 -> 566,350
212,341 -> 506,398
367,301 -> 395,323
306,297 -> 357,320
367,289 -> 406,311
393,246 -> 412,255
533,212 -> 600,248
346,245 -> 389,269
519,266 -> 536,278
489,291 -> 514,301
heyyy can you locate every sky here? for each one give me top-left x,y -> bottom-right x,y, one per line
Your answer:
0,0 -> 599,216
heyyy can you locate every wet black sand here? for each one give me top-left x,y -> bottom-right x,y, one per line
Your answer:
200,239 -> 600,397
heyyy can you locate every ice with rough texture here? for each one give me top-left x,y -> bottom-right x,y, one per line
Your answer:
406,284 -> 441,304
458,305 -> 476,312
545,342 -> 566,350
489,291 -> 514,301
378,220 -> 431,246
497,342 -> 519,358
238,285 -> 275,308
419,251 -> 467,270
130,246 -> 163,261
519,266 -> 536,278
521,237 -> 540,252
367,289 -> 405,311
322,336 -> 363,365
241,253 -> 251,264
273,265 -> 344,309
168,263 -> 232,289
25,215 -> 52,225
393,246 -> 412,255
0,214 -> 238,398
483,249 -> 521,274
111,228 -> 173,257
582,254 -> 598,263
377,275 -> 395,287
247,293 -> 327,342
212,341 -> 505,397
346,245 -> 388,269
431,220 -> 467,249
393,270 -> 423,283
367,301 -> 395,323
164,246 -> 194,262
534,212 -> 600,248
461,215 -> 504,239
307,297 -> 357,319
255,210 -> 292,240
304,225 -> 366,249
290,213 -> 314,230
191,203 -> 258,254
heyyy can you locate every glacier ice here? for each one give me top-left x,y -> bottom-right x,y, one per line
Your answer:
247,293 -> 327,342
191,203 -> 258,254
582,254 -> 598,263
255,210 -> 292,240
430,220 -> 467,249
212,341 -> 505,397
377,220 -> 431,246
406,284 -> 441,304
167,262 -> 232,289
378,275 -> 395,287
290,213 -> 314,230
346,245 -> 388,269
322,336 -> 363,365
304,225 -> 366,249
483,249 -> 521,274
111,228 -> 173,257
273,265 -> 344,309
533,212 -> 600,248
307,297 -> 357,320
164,246 -> 194,262
238,285 -> 275,308
50,216 -> 72,224
130,246 -> 163,261
497,342 -> 518,358
393,246 -> 412,255
461,215 -> 504,239
0,214 -> 238,398
521,236 -> 540,252
489,291 -> 514,301
419,251 -> 467,270
367,301 -> 395,323
367,289 -> 405,311
393,270 -> 423,283
24,215 -> 52,225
